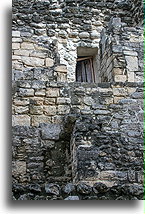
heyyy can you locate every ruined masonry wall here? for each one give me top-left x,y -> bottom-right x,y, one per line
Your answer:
12,0 -> 144,200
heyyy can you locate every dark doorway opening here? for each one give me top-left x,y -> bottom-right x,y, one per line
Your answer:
76,56 -> 95,83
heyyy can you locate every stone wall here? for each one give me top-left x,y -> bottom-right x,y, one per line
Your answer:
12,0 -> 144,200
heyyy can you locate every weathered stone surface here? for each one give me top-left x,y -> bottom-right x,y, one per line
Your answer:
77,183 -> 92,195
12,43 -> 20,50
64,196 -> 79,200
45,183 -> 60,195
46,88 -> 59,97
12,0 -> 143,201
40,124 -> 62,140
12,115 -> 30,126
45,58 -> 54,67
21,42 -> 35,50
63,183 -> 75,194
31,115 -> 51,126
43,106 -> 57,116
21,57 -> 44,67
12,31 -> 20,37
79,32 -> 90,38
125,56 -> 138,72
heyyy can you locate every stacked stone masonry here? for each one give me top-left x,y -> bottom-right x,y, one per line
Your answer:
12,0 -> 144,200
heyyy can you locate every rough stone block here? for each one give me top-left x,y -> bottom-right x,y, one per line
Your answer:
12,31 -> 20,37
114,97 -> 124,103
21,56 -> 44,67
12,115 -> 30,126
114,75 -> 127,82
113,88 -> 127,96
30,98 -> 44,106
45,58 -> 54,67
113,68 -> 123,75
46,88 -> 59,97
57,105 -> 70,115
79,32 -> 90,38
30,105 -> 43,115
12,161 -> 26,177
15,106 -> 29,114
14,50 -> 30,56
54,65 -> 67,73
30,51 -> 48,58
40,124 -> 62,140
21,42 -> 35,50
57,72 -> 67,82
13,98 -> 29,106
125,56 -> 138,72
35,89 -> 45,96
56,98 -> 71,104
18,88 -> 34,97
127,71 -> 135,82
44,106 -> 57,116
12,43 -> 20,50
31,115 -> 51,126
44,98 -> 56,105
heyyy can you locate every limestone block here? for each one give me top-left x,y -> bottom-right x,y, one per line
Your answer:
45,58 -> 54,67
94,110 -> 110,115
57,72 -> 67,82
14,50 -> 30,56
35,89 -> 46,96
30,97 -> 44,106
12,43 -> 20,50
31,115 -> 51,126
79,32 -> 90,38
12,115 -> 30,126
31,80 -> 46,89
125,56 -> 138,71
18,88 -> 34,97
57,105 -> 70,115
123,51 -> 138,56
12,60 -> 23,70
12,161 -> 26,177
113,88 -> 127,96
127,71 -> 135,82
56,98 -> 71,105
90,31 -> 100,39
40,124 -> 62,140
114,75 -> 127,82
21,42 -> 35,50
15,106 -> 29,114
46,88 -> 59,97
30,105 -> 43,115
44,98 -> 56,105
21,56 -> 44,67
84,97 -> 94,106
113,68 -> 123,75
30,51 -> 48,58
12,31 -> 20,37
44,106 -> 57,116
12,38 -> 22,43
114,97 -> 124,103
13,98 -> 29,106
54,65 -> 67,73
12,55 -> 21,60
